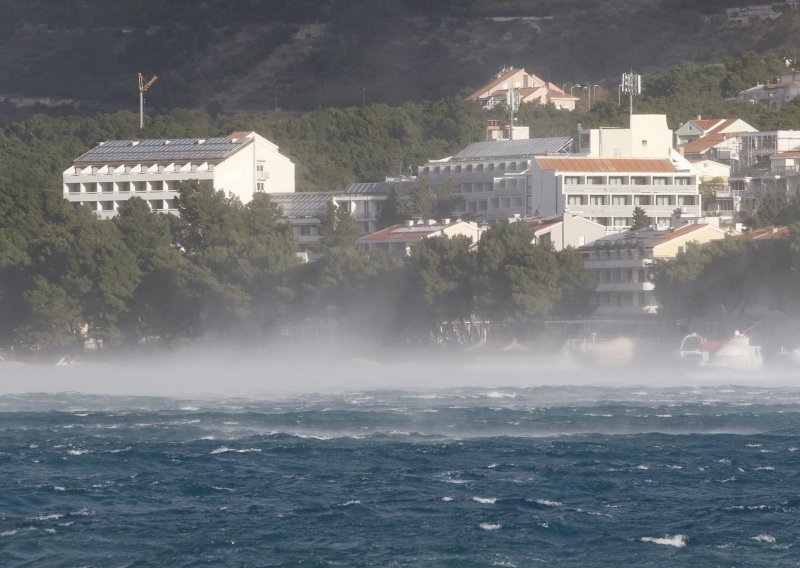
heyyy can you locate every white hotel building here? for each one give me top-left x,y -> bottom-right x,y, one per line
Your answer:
528,157 -> 700,231
63,131 -> 294,218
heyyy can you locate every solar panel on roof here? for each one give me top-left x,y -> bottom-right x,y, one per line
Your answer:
75,136 -> 252,164
452,137 -> 572,160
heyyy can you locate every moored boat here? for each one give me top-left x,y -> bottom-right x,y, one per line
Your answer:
679,331 -> 763,370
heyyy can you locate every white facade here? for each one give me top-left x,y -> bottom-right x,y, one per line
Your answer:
420,137 -> 573,223
578,115 -> 674,159
520,212 -> 607,250
529,157 -> 700,232
63,131 -> 295,219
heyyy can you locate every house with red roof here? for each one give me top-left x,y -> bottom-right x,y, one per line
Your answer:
356,219 -> 483,257
466,67 -> 578,111
736,71 -> 800,110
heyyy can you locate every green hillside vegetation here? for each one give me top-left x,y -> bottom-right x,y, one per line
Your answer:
2,0 -> 800,114
3,52 -> 800,351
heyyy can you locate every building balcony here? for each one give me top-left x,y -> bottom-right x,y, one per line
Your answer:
595,281 -> 655,293
593,305 -> 660,316
564,184 -> 696,193
584,258 -> 653,269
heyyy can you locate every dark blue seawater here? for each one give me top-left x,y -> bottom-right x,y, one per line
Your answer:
2,383 -> 800,566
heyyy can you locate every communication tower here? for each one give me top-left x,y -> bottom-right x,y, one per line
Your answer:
620,72 -> 641,116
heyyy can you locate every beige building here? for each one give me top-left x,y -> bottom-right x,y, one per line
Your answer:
580,223 -> 727,317
466,67 -> 579,111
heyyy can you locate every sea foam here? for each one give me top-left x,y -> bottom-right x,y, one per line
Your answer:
641,534 -> 686,548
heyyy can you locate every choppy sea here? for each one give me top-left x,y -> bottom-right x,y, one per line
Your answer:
2,361 -> 800,566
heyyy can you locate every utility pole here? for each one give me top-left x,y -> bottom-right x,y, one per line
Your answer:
138,73 -> 158,130
506,83 -> 520,140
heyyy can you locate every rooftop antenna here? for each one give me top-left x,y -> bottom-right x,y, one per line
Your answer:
138,73 -> 158,130
506,82 -> 520,140
620,71 -> 641,117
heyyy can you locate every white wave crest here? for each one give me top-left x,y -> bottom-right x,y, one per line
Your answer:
67,449 -> 89,456
1,530 -> 18,537
340,500 -> 361,506
210,446 -> 262,454
752,534 -> 776,543
473,497 -> 497,504
480,523 -> 502,530
486,392 -> 516,399
442,496 -> 453,502
641,534 -> 686,548
32,514 -> 63,521
635,465 -> 649,470
534,499 -> 562,507
53,486 -> 66,491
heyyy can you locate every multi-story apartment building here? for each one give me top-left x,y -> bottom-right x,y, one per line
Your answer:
528,157 -> 700,232
419,137 -> 573,223
523,114 -> 702,231
580,223 -> 726,318
727,130 -> 800,218
63,131 -> 294,218
270,177 -> 416,254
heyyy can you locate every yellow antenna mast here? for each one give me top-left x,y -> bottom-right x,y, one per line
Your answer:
138,73 -> 158,130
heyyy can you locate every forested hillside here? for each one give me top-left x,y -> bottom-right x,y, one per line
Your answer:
3,49 -> 800,351
2,0 -> 800,116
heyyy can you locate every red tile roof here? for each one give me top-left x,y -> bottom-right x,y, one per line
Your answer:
746,226 -> 790,240
535,157 -> 676,172
358,222 -> 448,242
682,133 -> 727,154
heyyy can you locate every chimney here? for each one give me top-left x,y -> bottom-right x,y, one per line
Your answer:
405,219 -> 414,227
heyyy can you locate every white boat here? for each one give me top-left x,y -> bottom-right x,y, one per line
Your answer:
679,331 -> 763,370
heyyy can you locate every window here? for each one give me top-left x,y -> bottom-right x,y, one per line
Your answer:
588,176 -> 605,185
100,201 -> 114,211
565,176 -> 581,185
653,177 -> 668,186
257,182 -> 264,192
118,182 -> 130,193
101,182 -> 113,193
567,195 -> 585,206
674,177 -> 693,186
609,176 -> 626,185
632,176 -> 648,185
590,195 -> 608,205
655,195 -> 673,206
67,183 -> 80,193
300,225 -> 312,236
634,195 -> 651,205
134,181 -> 146,192
85,182 -> 97,193
611,195 -> 630,206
